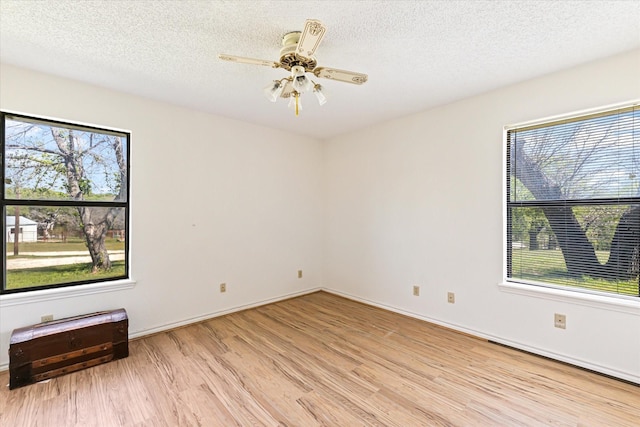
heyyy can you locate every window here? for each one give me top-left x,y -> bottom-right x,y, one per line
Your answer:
1,113 -> 130,294
506,105 -> 639,298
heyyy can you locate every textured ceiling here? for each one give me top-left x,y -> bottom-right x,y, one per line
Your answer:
1,1 -> 639,139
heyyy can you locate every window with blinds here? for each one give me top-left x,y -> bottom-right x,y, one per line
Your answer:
506,105 -> 639,298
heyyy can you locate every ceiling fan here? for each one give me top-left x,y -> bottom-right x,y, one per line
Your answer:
218,19 -> 368,116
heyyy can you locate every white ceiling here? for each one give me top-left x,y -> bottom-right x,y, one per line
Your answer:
1,1 -> 639,140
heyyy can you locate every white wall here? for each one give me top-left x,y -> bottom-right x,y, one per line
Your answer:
2,50 -> 639,383
324,49 -> 640,383
0,64 -> 324,367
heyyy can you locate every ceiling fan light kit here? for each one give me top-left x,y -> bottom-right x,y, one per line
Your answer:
219,19 -> 368,116
313,84 -> 327,106
264,80 -> 285,102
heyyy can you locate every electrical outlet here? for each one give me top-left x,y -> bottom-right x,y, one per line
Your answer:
413,285 -> 420,296
554,313 -> 566,329
220,283 -> 226,293
41,314 -> 54,322
298,270 -> 303,279
447,292 -> 455,304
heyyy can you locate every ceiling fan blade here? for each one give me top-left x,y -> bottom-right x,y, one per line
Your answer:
313,67 -> 368,85
218,54 -> 280,68
296,19 -> 327,58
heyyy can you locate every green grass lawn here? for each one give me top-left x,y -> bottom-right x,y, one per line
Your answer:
7,238 -> 124,253
5,239 -> 126,290
511,248 -> 639,296
6,261 -> 126,290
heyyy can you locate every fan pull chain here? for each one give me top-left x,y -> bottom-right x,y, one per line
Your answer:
295,92 -> 299,116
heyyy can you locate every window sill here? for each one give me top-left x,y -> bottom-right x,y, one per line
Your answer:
0,279 -> 136,307
498,281 -> 640,316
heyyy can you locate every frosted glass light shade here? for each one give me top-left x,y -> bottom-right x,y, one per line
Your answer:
264,81 -> 285,102
313,85 -> 327,105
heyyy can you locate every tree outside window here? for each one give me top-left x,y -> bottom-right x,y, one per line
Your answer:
1,113 -> 129,293
507,106 -> 639,297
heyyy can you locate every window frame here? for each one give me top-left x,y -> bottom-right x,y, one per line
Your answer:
504,103 -> 640,300
1,111 -> 131,295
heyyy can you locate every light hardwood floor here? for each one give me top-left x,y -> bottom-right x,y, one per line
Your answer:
1,291 -> 638,426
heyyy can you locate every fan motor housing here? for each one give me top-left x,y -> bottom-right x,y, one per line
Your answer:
279,31 -> 317,72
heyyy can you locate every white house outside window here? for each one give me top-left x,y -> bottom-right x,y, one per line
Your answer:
1,112 -> 130,294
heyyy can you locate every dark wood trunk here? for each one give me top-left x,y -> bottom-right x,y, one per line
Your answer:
9,309 -> 128,389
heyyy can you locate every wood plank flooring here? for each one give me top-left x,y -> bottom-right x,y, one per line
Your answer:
1,291 -> 638,426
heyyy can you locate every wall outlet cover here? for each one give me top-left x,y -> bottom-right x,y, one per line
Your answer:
554,313 -> 566,329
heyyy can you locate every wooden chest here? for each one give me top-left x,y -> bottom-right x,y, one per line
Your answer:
9,308 -> 128,389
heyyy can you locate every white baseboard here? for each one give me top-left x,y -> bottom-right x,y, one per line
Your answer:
3,286 -> 637,385
0,287 -> 322,372
127,287 -> 322,340
323,288 -> 640,385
